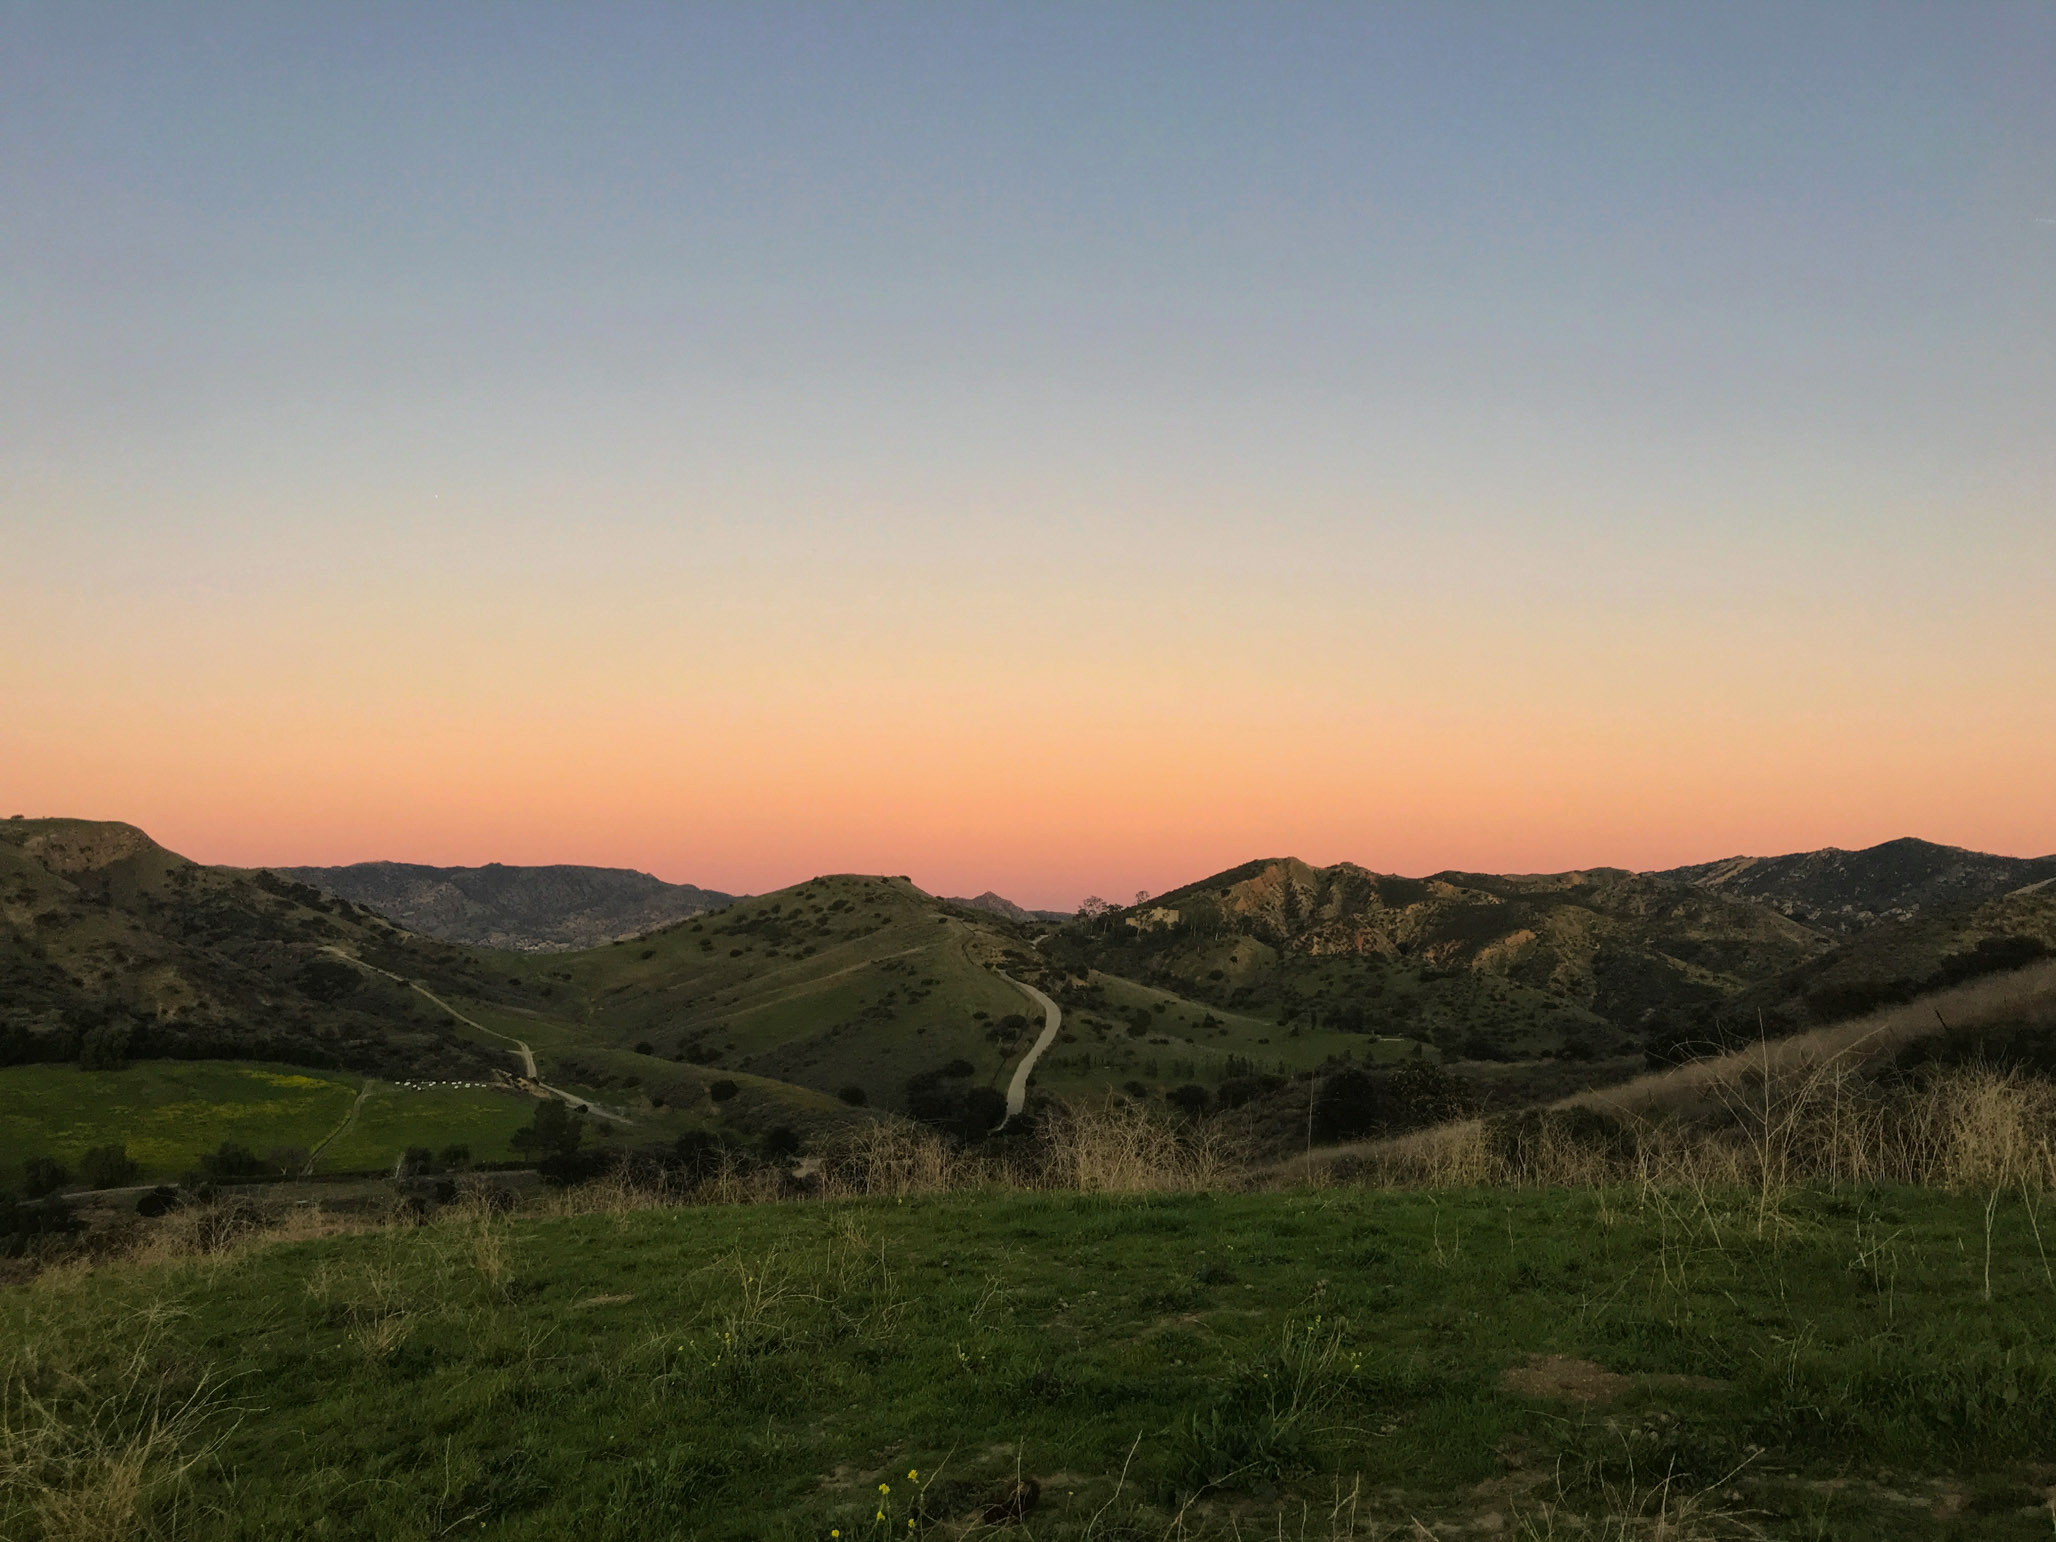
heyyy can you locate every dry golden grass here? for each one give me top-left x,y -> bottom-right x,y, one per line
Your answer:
0,1304 -> 233,1542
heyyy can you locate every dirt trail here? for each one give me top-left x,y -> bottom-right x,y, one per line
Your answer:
306,1080 -> 372,1171
996,973 -> 1062,1127
320,947 -> 632,1124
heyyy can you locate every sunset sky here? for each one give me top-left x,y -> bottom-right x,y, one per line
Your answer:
5,4 -> 2053,908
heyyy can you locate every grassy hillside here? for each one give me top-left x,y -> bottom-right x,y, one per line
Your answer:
14,817 -> 2056,1180
479,876 -> 1435,1119
1651,889 -> 2056,1059
0,818 -> 531,1078
7,1185 -> 2056,1538
1066,857 -> 1830,1061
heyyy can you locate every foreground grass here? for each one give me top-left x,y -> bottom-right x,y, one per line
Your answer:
7,1186 -> 2056,1539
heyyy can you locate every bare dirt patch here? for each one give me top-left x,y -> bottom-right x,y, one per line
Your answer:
1499,1354 -> 1633,1402
1499,1354 -> 1728,1403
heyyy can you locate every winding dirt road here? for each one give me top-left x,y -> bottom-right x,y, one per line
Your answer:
996,972 -> 1062,1127
321,947 -> 631,1124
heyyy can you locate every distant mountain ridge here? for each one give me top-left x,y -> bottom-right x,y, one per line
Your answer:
1650,837 -> 2056,934
0,819 -> 511,1076
945,891 -> 1074,925
275,862 -> 737,952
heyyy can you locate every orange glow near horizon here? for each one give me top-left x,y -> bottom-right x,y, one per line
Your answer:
7,547 -> 2051,908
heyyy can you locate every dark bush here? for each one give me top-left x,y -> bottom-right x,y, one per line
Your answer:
672,1131 -> 731,1181
1310,1069 -> 1394,1142
136,1185 -> 181,1218
438,1143 -> 472,1170
78,1021 -> 131,1071
296,958 -> 362,1003
760,1125 -> 802,1161
1167,1083 -> 1210,1117
837,1085 -> 868,1106
955,1087 -> 1007,1138
510,1100 -> 582,1160
198,1141 -> 267,1180
941,1058 -> 975,1078
21,1155 -> 70,1198
1216,1074 -> 1284,1111
79,1143 -> 139,1189
536,1149 -> 610,1186
399,1145 -> 436,1177
0,1193 -> 77,1257
708,1080 -> 740,1103
1388,1060 -> 1476,1126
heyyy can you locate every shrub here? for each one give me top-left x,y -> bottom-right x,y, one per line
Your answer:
79,1143 -> 139,1189
296,957 -> 362,1003
438,1143 -> 472,1170
199,1141 -> 267,1180
1310,1068 -> 1393,1142
1167,1083 -> 1210,1117
399,1145 -> 436,1177
510,1099 -> 583,1160
77,1021 -> 132,1070
0,1193 -> 76,1256
266,1145 -> 311,1178
837,1085 -> 868,1106
671,1131 -> 730,1181
1388,1060 -> 1476,1126
21,1155 -> 70,1198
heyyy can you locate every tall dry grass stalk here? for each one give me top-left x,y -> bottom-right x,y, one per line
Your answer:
0,1310 -> 234,1542
1038,1098 -> 1247,1194
816,1116 -> 983,1199
1326,1064 -> 2056,1202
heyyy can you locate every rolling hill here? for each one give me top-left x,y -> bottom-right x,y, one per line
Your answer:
276,860 -> 736,951
1652,835 -> 2056,933
1066,856 -> 1831,1060
0,818 -> 512,1078
15,816 -> 2056,1184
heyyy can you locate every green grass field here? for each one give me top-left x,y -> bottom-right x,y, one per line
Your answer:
317,1081 -> 539,1171
0,1061 -> 574,1184
7,1185 -> 2055,1538
0,1061 -> 359,1181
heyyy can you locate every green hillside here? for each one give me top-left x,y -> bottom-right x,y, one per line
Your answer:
1067,856 -> 1833,1061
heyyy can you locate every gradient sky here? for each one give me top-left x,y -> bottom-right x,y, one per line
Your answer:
4,4 -> 2053,907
